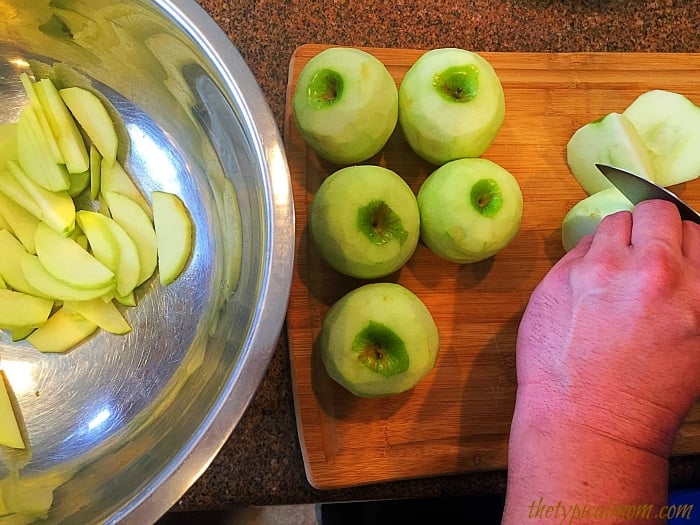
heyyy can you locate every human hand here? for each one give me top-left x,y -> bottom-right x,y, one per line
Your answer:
516,199 -> 700,457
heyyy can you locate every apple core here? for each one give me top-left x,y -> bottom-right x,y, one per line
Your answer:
434,64 -> 479,103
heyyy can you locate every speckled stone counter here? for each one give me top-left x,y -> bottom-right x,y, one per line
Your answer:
172,0 -> 700,511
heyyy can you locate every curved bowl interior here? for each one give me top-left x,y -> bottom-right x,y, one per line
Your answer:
0,1 -> 293,523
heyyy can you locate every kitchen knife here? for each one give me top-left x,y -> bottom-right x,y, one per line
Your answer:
596,163 -> 700,224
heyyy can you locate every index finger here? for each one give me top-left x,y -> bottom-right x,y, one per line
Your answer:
630,200 -> 683,251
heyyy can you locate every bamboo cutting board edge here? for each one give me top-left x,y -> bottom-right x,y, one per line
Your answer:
284,44 -> 700,490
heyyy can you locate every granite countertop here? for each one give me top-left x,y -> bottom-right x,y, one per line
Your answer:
173,0 -> 700,511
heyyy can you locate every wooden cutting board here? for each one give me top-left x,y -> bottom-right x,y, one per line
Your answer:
284,44 -> 700,490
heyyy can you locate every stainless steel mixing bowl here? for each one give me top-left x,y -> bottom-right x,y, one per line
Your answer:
0,1 -> 293,523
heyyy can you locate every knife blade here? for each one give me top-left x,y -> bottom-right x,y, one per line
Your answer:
595,163 -> 700,224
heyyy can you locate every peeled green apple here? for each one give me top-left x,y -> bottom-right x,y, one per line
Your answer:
320,282 -> 439,397
0,371 -> 25,449
309,165 -> 420,279
561,187 -> 634,251
398,48 -> 505,165
292,47 -> 398,164
566,112 -> 656,195
417,158 -> 523,263
623,89 -> 700,187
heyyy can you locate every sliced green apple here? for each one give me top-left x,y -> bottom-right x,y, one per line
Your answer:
76,210 -> 141,297
104,191 -> 157,286
6,160 -> 75,235
19,73 -> 64,165
26,307 -> 98,353
100,160 -> 152,218
0,191 -> 40,253
0,122 -> 18,164
623,89 -> 700,187
0,370 -> 25,449
35,77 -> 89,174
20,253 -> 116,302
59,86 -> 118,165
89,144 -> 101,200
0,167 -> 44,221
63,298 -> 131,335
566,112 -> 656,195
561,187 -> 635,251
68,169 -> 90,197
0,229 -> 44,296
152,191 -> 193,285
0,288 -> 53,330
34,222 -> 115,290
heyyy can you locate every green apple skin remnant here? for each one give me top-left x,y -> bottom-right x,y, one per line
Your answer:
417,158 -> 523,263
398,48 -> 505,165
320,282 -> 439,398
292,47 -> 398,164
309,165 -> 420,279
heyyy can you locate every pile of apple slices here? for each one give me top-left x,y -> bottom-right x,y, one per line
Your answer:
562,89 -> 700,250
0,73 -> 194,354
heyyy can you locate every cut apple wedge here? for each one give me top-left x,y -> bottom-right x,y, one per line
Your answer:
0,229 -> 44,296
100,160 -> 152,218
0,122 -> 18,164
68,169 -> 90,197
59,86 -> 118,165
76,210 -> 141,297
0,288 -> 53,330
152,191 -> 193,285
20,253 -> 116,302
6,160 -> 75,235
19,73 -> 64,165
27,307 -> 98,353
16,106 -> 70,192
0,370 -> 25,449
0,191 -> 40,254
0,167 -> 44,221
35,77 -> 89,174
34,222 -> 115,290
63,298 -> 131,335
89,144 -> 101,200
104,191 -> 157,286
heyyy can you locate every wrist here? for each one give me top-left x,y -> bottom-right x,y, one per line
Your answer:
513,381 -> 681,459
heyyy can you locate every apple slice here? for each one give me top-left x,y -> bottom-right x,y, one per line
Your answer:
19,73 -> 64,165
0,229 -> 44,296
20,253 -> 116,302
59,86 -> 118,165
0,370 -> 25,449
623,89 -> 700,187
152,191 -> 194,285
6,160 -> 75,235
68,169 -> 90,198
16,106 -> 71,192
0,122 -> 18,164
561,187 -> 635,251
566,112 -> 656,195
26,307 -> 98,353
89,144 -> 101,200
63,298 -> 131,335
0,167 -> 44,221
35,77 -> 89,174
100,160 -> 152,218
104,191 -> 157,286
76,210 -> 141,297
0,288 -> 53,330
34,222 -> 115,290
0,191 -> 40,253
